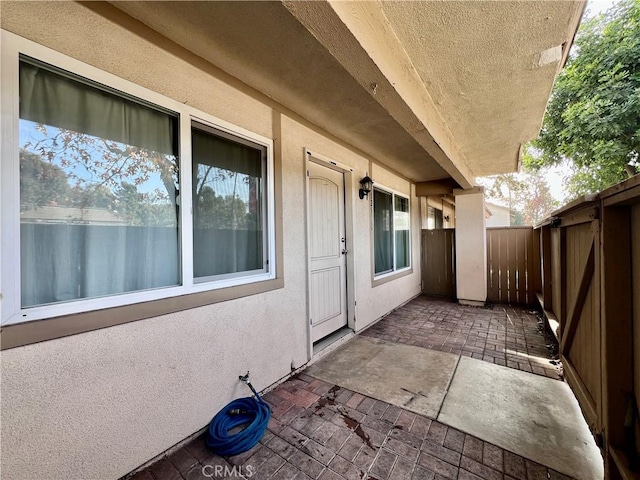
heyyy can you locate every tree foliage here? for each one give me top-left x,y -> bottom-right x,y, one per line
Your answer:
528,0 -> 640,196
20,123 -> 253,229
24,124 -> 178,207
20,150 -> 71,212
483,164 -> 559,226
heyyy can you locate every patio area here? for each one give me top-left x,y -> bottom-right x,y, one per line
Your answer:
361,296 -> 561,380
127,296 -> 602,480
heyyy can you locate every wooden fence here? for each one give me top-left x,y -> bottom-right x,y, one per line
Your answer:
419,177 -> 640,478
536,175 -> 640,479
486,227 -> 540,305
421,226 -> 540,304
421,229 -> 456,298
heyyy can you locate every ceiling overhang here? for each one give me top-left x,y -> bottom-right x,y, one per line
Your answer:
106,0 -> 584,186
376,0 -> 585,177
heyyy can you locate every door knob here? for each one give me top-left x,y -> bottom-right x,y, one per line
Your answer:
341,249 -> 348,255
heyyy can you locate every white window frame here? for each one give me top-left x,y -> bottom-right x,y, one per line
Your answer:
0,31 -> 276,326
372,185 -> 412,280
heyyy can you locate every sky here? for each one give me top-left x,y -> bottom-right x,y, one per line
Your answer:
585,0 -> 617,18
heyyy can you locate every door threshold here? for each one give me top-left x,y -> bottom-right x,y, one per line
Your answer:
312,327 -> 353,359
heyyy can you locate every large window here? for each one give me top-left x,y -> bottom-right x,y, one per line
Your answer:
1,45 -> 275,326
19,59 -> 181,308
373,188 -> 411,277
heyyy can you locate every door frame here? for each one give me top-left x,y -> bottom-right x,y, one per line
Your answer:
304,148 -> 357,360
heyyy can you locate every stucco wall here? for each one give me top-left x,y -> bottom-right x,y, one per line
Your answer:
0,3 -> 421,479
442,202 -> 455,229
486,203 -> 511,227
454,191 -> 488,304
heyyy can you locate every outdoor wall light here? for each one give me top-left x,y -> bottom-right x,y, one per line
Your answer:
444,215 -> 450,222
550,217 -> 562,228
359,175 -> 373,199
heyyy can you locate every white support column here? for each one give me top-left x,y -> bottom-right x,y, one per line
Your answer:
454,187 -> 487,306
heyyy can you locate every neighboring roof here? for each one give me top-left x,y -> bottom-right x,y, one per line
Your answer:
105,1 -> 584,186
20,206 -> 125,225
485,202 -> 514,216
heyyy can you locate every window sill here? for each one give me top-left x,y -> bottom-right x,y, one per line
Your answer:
0,277 -> 284,350
372,268 -> 413,287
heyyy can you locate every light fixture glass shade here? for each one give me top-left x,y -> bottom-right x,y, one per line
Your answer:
359,175 -> 373,199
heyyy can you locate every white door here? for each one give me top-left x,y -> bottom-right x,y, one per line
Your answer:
308,161 -> 348,343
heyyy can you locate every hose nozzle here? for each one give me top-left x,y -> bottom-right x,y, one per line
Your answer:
228,408 -> 248,415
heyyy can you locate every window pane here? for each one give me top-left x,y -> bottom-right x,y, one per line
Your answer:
435,208 -> 444,229
192,125 -> 265,278
427,206 -> 435,230
19,59 -> 180,308
374,189 -> 393,275
394,196 -> 410,269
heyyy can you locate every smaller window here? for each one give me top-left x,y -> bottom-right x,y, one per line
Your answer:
191,122 -> 268,281
373,188 -> 411,276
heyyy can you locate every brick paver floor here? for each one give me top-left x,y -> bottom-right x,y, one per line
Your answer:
361,296 -> 562,380
129,374 -> 573,480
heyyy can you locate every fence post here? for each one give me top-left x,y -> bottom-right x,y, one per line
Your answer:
541,226 -> 552,312
600,204 -> 634,477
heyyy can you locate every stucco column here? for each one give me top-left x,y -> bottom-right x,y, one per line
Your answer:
453,187 -> 487,306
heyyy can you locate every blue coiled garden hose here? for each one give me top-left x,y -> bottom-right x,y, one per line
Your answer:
206,373 -> 271,456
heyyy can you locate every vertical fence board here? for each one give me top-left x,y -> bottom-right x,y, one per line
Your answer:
487,231 -> 496,300
535,228 -> 542,295
486,227 -> 536,305
528,228 -> 538,305
550,228 -> 564,324
541,227 -> 552,310
506,231 -> 515,302
445,229 -> 455,290
422,229 -> 455,298
631,205 -> 640,471
558,216 -> 600,435
498,231 -> 508,300
517,229 -> 525,304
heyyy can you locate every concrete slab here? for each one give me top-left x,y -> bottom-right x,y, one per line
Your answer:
307,336 -> 459,418
438,357 -> 604,480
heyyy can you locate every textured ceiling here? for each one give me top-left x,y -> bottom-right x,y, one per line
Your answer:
379,0 -> 584,176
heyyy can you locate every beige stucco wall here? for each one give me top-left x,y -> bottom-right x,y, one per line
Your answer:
486,203 -> 512,227
454,190 -> 488,304
443,202 -> 455,229
0,3 -> 421,479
